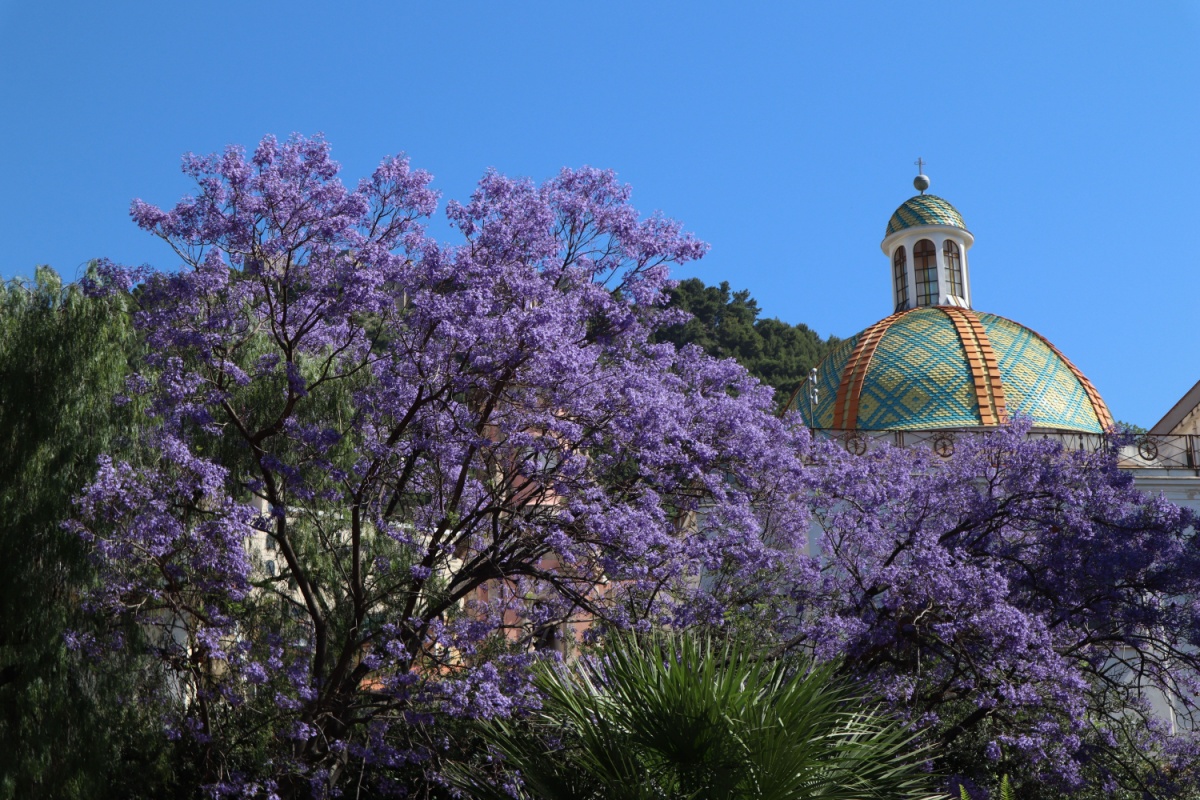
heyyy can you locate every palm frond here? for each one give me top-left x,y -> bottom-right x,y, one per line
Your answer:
449,631 -> 948,800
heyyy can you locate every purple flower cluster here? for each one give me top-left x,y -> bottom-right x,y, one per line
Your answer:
769,421 -> 1200,791
72,135 -> 813,795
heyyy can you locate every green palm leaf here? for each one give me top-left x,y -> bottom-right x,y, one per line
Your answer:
449,631 -> 948,800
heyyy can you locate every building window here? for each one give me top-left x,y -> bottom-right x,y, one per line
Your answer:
265,560 -> 277,577
892,246 -> 908,310
944,239 -> 963,299
914,239 -> 938,305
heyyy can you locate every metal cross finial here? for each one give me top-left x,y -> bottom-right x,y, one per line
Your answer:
914,157 -> 926,174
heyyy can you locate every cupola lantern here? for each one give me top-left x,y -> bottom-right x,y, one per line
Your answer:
881,168 -> 973,312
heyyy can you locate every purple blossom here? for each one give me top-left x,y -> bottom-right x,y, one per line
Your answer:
760,420 -> 1200,792
72,134 -> 808,796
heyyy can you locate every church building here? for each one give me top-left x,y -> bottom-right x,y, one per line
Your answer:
788,169 -> 1200,510
788,171 -> 1113,438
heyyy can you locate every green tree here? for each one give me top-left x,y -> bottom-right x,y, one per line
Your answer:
654,279 -> 838,405
450,632 -> 946,800
0,266 -> 173,799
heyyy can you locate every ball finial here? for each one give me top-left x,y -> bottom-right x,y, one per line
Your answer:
913,157 -> 929,194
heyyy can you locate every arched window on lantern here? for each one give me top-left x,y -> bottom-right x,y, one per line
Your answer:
893,246 -> 908,311
944,239 -> 963,300
914,239 -> 938,306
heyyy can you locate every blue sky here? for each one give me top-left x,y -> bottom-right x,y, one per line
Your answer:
2,1 -> 1198,426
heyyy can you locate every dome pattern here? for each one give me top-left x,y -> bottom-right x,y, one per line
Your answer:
793,307 -> 1113,433
885,195 -> 968,236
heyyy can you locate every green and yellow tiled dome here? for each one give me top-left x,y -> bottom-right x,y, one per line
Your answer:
794,307 -> 1113,433
885,195 -> 968,236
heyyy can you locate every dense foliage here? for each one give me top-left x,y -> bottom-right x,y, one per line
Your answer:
450,631 -> 945,800
71,136 -> 814,797
0,267 -> 173,799
654,278 -> 838,405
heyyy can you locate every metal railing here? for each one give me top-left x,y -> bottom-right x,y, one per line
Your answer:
809,429 -> 1200,471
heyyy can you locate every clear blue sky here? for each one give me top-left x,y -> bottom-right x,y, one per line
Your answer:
2,1 -> 1198,427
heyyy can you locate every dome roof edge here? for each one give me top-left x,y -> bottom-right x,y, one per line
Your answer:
794,307 -> 1111,434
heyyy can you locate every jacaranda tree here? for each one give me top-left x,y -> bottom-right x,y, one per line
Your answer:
71,135 -> 814,797
728,424 -> 1200,798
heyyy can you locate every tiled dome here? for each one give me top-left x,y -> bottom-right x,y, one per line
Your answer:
885,195 -> 967,236
794,307 -> 1113,433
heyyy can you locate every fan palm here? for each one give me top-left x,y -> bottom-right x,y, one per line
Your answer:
449,632 -> 947,800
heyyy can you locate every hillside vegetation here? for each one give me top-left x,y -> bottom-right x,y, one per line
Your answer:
655,278 -> 839,407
